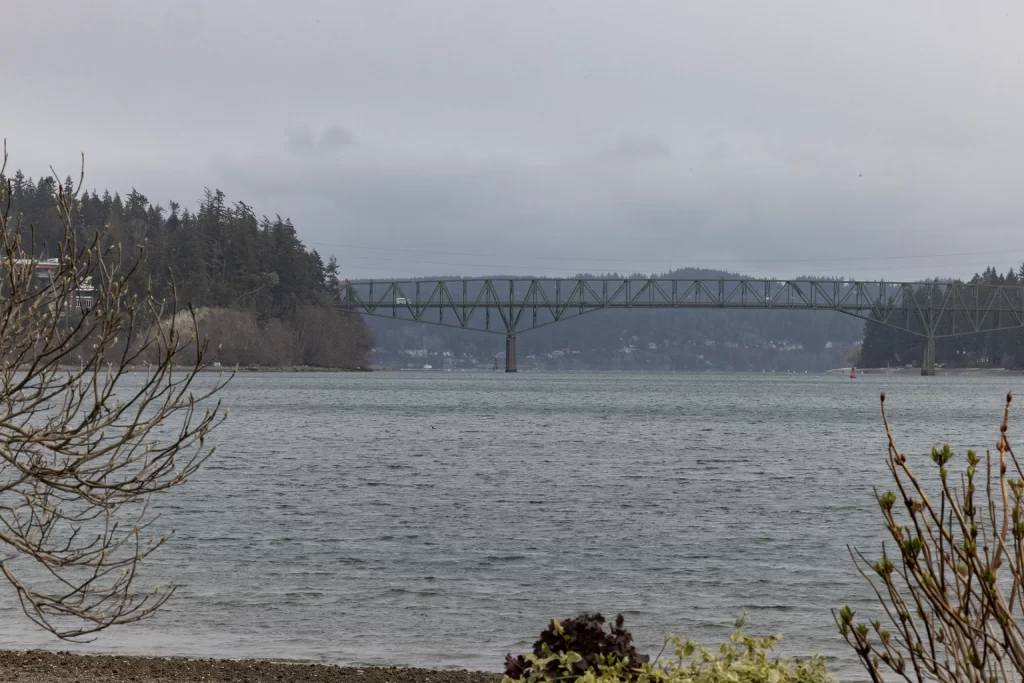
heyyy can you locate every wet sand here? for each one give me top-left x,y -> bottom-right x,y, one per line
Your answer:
0,651 -> 503,683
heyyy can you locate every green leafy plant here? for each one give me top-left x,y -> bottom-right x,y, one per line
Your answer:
505,613 -> 647,680
837,392 -> 1024,682
504,615 -> 834,683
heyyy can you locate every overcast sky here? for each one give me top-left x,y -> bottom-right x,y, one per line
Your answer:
5,1 -> 1024,280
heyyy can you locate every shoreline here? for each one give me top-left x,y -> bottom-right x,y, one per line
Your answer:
0,650 -> 502,683
52,364 -> 375,374
78,364 -> 1024,375
838,366 -> 1024,376
371,366 -> 1024,375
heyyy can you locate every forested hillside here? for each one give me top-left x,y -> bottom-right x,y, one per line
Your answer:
368,268 -> 865,372
860,266 -> 1024,370
3,171 -> 372,368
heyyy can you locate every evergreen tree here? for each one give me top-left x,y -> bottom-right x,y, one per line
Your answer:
4,170 -> 372,368
325,255 -> 342,298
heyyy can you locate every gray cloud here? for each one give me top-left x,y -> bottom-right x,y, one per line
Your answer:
319,125 -> 354,152
286,125 -> 354,157
597,136 -> 674,162
207,130 -> 1004,281
285,128 -> 317,157
5,0 -> 1024,281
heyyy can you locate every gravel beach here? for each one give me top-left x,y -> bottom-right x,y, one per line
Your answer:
0,651 -> 504,683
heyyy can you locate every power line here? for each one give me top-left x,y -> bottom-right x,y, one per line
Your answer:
309,239 -> 1024,268
327,250 -> 1024,278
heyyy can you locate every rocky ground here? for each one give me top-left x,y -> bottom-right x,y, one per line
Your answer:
0,651 -> 504,683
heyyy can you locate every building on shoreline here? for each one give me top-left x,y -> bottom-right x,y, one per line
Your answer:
9,258 -> 96,314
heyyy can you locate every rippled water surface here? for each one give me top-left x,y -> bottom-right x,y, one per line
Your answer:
2,371 -> 1022,680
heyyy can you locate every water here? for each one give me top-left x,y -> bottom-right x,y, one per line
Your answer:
1,371 -> 1021,680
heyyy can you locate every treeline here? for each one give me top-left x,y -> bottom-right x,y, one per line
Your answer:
3,171 -> 372,368
861,266 -> 1024,369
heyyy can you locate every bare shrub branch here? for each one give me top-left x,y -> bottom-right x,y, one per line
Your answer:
836,391 -> 1024,682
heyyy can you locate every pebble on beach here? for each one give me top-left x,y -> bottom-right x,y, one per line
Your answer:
0,651 -> 504,683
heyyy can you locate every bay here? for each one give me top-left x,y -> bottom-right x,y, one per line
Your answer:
1,371 -> 1020,681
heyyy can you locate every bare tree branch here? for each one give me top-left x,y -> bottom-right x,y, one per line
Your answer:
0,142 -> 229,640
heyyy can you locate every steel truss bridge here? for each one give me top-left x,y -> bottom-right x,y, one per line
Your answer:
341,277 -> 1024,374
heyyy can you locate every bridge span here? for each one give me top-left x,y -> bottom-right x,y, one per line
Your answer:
341,277 -> 1024,375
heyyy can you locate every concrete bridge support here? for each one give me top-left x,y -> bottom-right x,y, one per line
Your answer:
505,334 -> 517,372
921,336 -> 936,376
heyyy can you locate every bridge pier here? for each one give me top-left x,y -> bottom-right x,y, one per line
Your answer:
921,336 -> 936,376
505,334 -> 517,373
